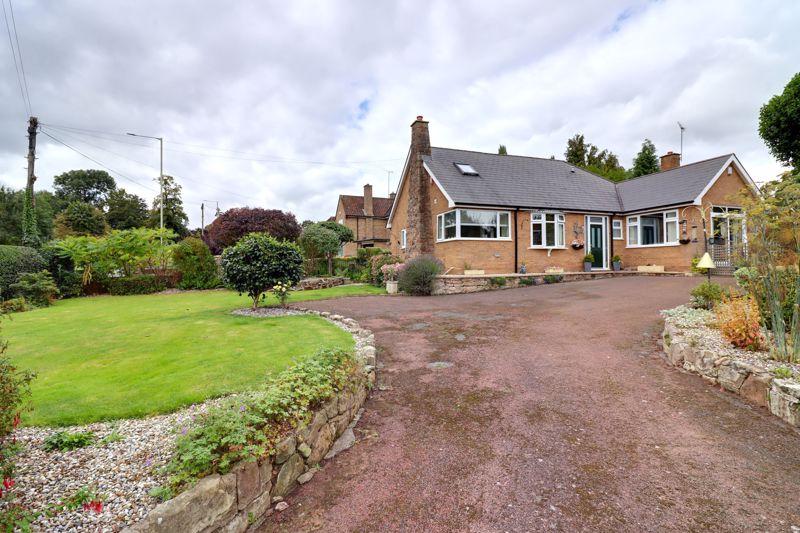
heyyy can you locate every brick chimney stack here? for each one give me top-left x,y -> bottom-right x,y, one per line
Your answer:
660,151 -> 681,171
363,183 -> 373,216
407,116 -> 434,256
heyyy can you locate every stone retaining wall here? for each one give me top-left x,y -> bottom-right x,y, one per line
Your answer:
433,271 -> 690,295
125,312 -> 376,533
298,277 -> 347,291
662,322 -> 800,428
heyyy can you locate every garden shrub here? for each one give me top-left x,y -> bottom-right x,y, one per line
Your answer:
519,277 -> 536,287
715,295 -> 766,351
221,233 -> 303,308
107,274 -> 166,296
203,207 -> 302,254
543,274 -> 563,284
773,366 -> 793,379
736,265 -> 797,331
489,276 -> 507,287
689,281 -> 723,310
166,348 -> 361,489
40,243 -> 83,299
397,255 -> 442,296
43,431 -> 96,452
9,271 -> 58,307
0,298 -> 28,314
332,257 -> 359,279
0,326 -> 36,479
173,237 -> 220,290
0,246 -> 46,299
369,253 -> 401,285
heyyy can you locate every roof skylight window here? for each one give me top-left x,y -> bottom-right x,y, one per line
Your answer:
455,163 -> 479,175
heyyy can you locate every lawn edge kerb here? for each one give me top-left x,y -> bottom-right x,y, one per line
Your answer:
124,310 -> 377,533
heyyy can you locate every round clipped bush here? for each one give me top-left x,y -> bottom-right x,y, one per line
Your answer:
397,255 -> 443,296
0,245 -> 46,299
173,237 -> 220,290
221,233 -> 303,308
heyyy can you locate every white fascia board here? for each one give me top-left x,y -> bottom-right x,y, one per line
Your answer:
693,154 -> 760,205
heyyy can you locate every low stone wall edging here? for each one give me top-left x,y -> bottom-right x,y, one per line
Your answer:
661,322 -> 800,428
434,271 -> 690,295
124,311 -> 376,533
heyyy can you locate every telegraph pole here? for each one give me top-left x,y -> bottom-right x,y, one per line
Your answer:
200,202 -> 205,236
26,116 -> 38,204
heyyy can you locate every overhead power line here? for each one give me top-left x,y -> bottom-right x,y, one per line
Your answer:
40,123 -> 403,168
7,0 -> 31,113
40,130 -> 158,193
2,0 -> 30,116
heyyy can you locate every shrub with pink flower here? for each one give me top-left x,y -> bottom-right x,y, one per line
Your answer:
380,262 -> 405,282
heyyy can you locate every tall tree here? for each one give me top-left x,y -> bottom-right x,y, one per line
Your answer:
498,144 -> 508,155
106,188 -> 148,230
0,187 -> 56,245
203,207 -> 302,254
759,72 -> 800,172
53,169 -> 117,207
565,133 -> 627,181
630,139 -> 660,177
565,134 -> 588,166
148,175 -> 189,237
54,201 -> 108,237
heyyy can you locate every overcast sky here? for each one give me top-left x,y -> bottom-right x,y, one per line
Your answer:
1,0 -> 798,227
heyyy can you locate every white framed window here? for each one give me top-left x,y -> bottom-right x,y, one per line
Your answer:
626,210 -> 679,247
401,229 -> 407,249
530,212 -> 565,248
612,220 -> 623,240
436,209 -> 511,241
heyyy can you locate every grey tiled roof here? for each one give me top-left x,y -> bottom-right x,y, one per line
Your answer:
615,154 -> 732,211
424,147 -> 621,212
423,147 -> 732,214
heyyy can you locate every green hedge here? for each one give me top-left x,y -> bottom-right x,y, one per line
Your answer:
107,274 -> 167,296
0,245 -> 46,299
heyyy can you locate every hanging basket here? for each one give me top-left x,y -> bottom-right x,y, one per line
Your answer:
570,240 -> 584,250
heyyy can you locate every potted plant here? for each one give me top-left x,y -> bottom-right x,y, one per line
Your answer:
611,255 -> 621,271
583,253 -> 594,272
381,262 -> 404,294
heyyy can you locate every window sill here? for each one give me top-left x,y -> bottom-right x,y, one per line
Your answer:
626,242 -> 681,248
437,237 -> 513,242
528,246 -> 567,250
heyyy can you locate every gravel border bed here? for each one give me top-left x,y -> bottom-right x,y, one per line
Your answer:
7,308 -> 354,532
661,305 -> 800,378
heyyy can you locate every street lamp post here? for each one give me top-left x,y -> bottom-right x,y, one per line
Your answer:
127,132 -> 164,235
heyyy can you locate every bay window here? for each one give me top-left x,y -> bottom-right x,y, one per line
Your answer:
626,210 -> 679,247
530,212 -> 565,248
436,209 -> 511,241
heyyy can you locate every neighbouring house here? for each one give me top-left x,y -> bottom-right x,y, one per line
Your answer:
387,116 -> 759,274
334,184 -> 394,257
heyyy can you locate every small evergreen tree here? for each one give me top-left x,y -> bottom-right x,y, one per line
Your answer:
498,144 -> 508,155
630,139 -> 660,177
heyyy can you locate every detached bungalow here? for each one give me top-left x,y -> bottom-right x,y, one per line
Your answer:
387,116 -> 759,274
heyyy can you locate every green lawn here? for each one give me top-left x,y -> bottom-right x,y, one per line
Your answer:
3,285 -> 384,426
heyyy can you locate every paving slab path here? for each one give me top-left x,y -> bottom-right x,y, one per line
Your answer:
262,277 -> 800,532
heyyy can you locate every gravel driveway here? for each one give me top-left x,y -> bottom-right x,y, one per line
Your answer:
262,277 -> 800,532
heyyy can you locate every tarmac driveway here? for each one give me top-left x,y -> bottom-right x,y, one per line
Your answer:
263,276 -> 800,532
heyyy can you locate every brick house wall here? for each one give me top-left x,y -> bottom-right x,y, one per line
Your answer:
335,193 -> 391,258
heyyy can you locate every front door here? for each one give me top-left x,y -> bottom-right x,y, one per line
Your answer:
586,216 -> 607,269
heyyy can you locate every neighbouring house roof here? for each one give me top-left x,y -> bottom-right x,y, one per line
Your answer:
339,195 -> 393,218
418,147 -> 753,215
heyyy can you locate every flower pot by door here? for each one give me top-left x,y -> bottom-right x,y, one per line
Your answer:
584,262 -> 593,272
386,280 -> 398,294
612,261 -> 621,271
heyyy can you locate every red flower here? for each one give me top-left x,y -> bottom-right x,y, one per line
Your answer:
0,488 -> 4,499
12,414 -> 20,429
83,500 -> 103,513
2,478 -> 13,490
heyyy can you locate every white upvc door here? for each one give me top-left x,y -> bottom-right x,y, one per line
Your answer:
585,215 -> 609,270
